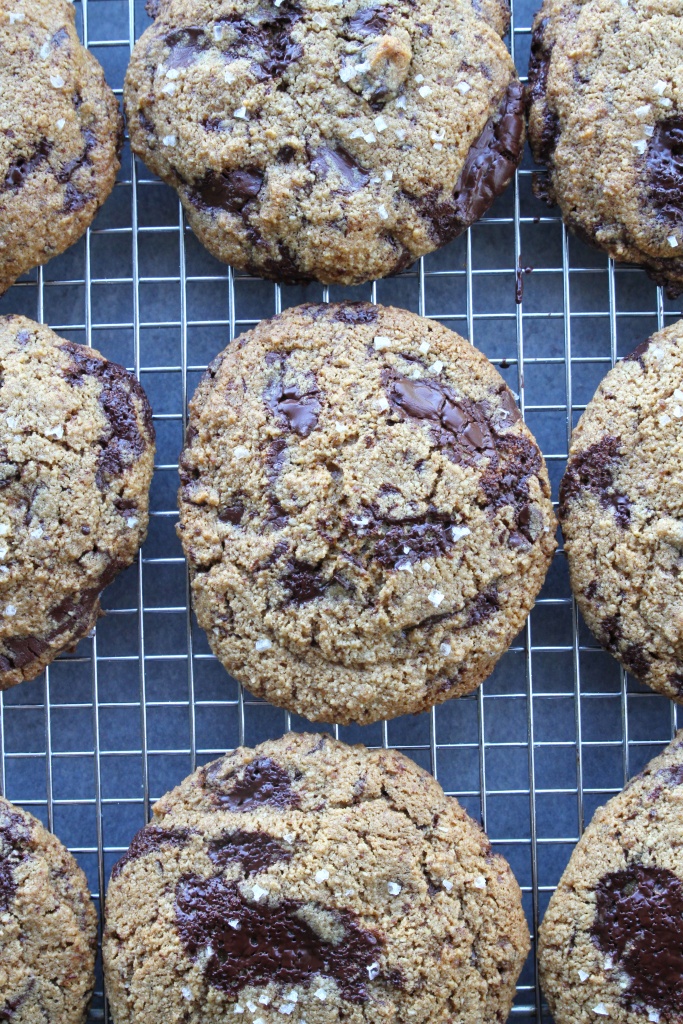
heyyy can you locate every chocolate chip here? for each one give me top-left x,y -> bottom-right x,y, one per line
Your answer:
190,167 -> 264,214
497,387 -> 521,423
57,127 -> 97,185
585,580 -> 598,600
164,26 -> 208,69
277,144 -> 297,162
111,825 -> 191,880
114,497 -> 138,517
344,5 -> 390,35
281,561 -> 331,603
0,811 -> 31,913
655,764 -> 683,787
647,118 -> 683,226
465,587 -> 499,626
2,138 -> 52,192
592,864 -> 683,1016
559,436 -> 630,527
266,379 -> 321,438
207,830 -> 291,874
527,18 -> 560,164
220,4 -> 303,80
331,303 -> 378,324
203,116 -> 223,133
601,614 -> 622,654
622,643 -> 650,679
408,80 -> 524,246
624,335 -> 654,367
210,757 -> 300,812
219,501 -> 245,525
354,511 -> 460,569
62,183 -> 92,213
175,875 -> 382,1000
310,145 -> 370,193
60,343 -> 154,490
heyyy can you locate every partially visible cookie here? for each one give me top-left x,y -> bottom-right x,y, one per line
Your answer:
539,731 -> 683,1024
560,321 -> 683,703
124,0 -> 524,286
0,315 -> 155,691
103,731 -> 530,1024
528,0 -> 683,294
0,794 -> 97,1022
177,302 -> 556,725
0,0 -> 122,294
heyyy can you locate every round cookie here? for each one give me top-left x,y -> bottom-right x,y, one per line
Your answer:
124,0 -> 524,287
560,321 -> 683,703
528,0 -> 683,294
177,302 -> 556,725
0,315 -> 155,691
103,731 -> 530,1024
0,794 -> 97,1022
539,731 -> 683,1024
0,0 -> 122,295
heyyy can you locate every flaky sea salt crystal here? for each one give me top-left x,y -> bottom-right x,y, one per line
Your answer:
440,643 -> 451,657
50,74 -> 65,88
428,590 -> 444,607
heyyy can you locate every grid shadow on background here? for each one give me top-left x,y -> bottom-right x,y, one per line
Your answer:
1,1 -> 682,1020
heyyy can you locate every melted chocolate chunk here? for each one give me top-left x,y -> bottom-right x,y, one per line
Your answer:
559,436 -> 630,527
165,26 -> 209,69
0,812 -> 31,913
63,182 -> 92,213
211,757 -> 300,812
624,335 -> 654,367
267,380 -> 321,438
175,875 -> 382,999
592,864 -> 683,1016
351,509 -> 461,569
310,146 -> 369,193
409,81 -> 524,246
344,5 -> 390,35
647,118 -> 683,226
111,825 -> 191,880
208,830 -> 290,874
220,4 -> 303,79
481,434 -> 542,538
601,613 -> 622,654
527,19 -> 560,164
281,561 -> 329,603
190,167 -> 264,214
331,303 -> 378,324
219,501 -> 245,525
60,343 -> 154,489
2,138 -> 52,192
656,764 -> 683,787
465,587 -> 499,627
622,643 -> 650,678
57,127 -> 97,186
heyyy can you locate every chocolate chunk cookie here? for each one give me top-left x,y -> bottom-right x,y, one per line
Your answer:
528,0 -> 683,294
0,315 -> 155,691
0,794 -> 97,1022
124,0 -> 524,286
560,321 -> 683,703
103,731 -> 530,1024
177,302 -> 556,725
539,731 -> 683,1024
0,0 -> 122,295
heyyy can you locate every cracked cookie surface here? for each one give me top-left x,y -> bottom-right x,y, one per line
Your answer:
0,0 -> 122,295
103,731 -> 530,1024
539,731 -> 683,1024
177,302 -> 556,725
124,0 -> 523,286
0,794 -> 97,1023
528,0 -> 683,294
560,320 -> 683,704
0,315 -> 155,691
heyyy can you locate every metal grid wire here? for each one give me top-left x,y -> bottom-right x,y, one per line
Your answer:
1,0 -> 683,1020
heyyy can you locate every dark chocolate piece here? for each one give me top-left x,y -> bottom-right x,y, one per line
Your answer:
647,118 -> 683,227
164,26 -> 209,69
267,379 -> 321,438
190,168 -> 264,214
2,138 -> 52,192
0,811 -> 31,913
465,587 -> 499,626
344,6 -> 390,35
210,757 -> 299,812
208,829 -> 291,874
559,435 -> 630,527
111,826 -> 191,880
310,146 -> 370,193
281,561 -> 327,603
624,334 -> 654,367
527,18 -> 560,164
219,4 -> 303,79
175,875 -> 382,1000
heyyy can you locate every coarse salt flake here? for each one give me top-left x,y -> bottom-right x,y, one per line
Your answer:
39,40 -> 51,58
228,918 -> 241,929
374,336 -> 392,349
457,81 -> 471,94
166,68 -> 180,79
255,638 -> 272,652
46,424 -> 63,438
367,962 -> 381,980
252,884 -> 268,900
649,1012 -> 660,1023
442,878 -> 453,890
669,235 -> 679,247
632,139 -> 647,154
279,1005 -> 295,1015
415,73 -> 425,83
285,992 -> 297,1003
126,517 -> 138,529
410,366 -> 421,379
428,589 -> 444,607
387,881 -> 402,895
653,80 -> 668,95
312,12 -> 326,25
395,127 -> 406,140
374,115 -> 388,131
419,340 -> 430,354
4,605 -> 16,617
396,558 -> 413,572
473,875 -> 487,889
283,832 -> 296,843
429,359 -> 444,373
162,134 -> 176,146
56,118 -> 66,130
378,204 -> 389,220
373,396 -> 390,412
0,547 -> 8,561
0,525 -> 9,536
8,11 -> 25,23
593,1005 -> 609,1017
162,82 -> 176,95
234,106 -> 248,119
578,969 -> 590,982
395,95 -> 407,109
340,65 -> 356,82
433,142 -> 443,150
673,405 -> 683,418
674,388 -> 683,401
635,104 -> 651,117
418,85 -> 432,98
259,995 -> 271,1005
234,1007 -> 244,1015
384,169 -> 393,180
659,97 -> 673,107
182,987 -> 193,1001
439,642 -> 452,657
315,868 -> 330,883
225,68 -> 236,83
451,525 -> 471,542
644,124 -> 654,136
315,989 -> 327,1001
214,24 -> 224,40
50,74 -> 65,88
233,445 -> 249,459
247,1000 -> 257,1011
659,413 -> 671,426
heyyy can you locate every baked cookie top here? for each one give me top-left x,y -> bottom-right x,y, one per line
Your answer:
539,731 -> 683,1024
528,0 -> 683,293
124,0 -> 523,286
560,321 -> 683,704
177,302 -> 556,725
0,315 -> 155,691
104,731 -> 530,1024
0,794 -> 97,1023
0,0 -> 122,294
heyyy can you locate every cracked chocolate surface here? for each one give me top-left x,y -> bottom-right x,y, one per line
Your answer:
0,316 -> 155,693
124,0 -> 521,286
103,732 -> 530,1024
177,302 -> 555,725
0,0 -> 122,295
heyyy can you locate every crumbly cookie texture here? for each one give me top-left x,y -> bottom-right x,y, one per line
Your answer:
124,0 -> 523,286
0,0 -> 122,295
539,730 -> 683,1024
528,0 -> 683,295
0,315 -> 155,691
104,732 -> 530,1024
177,302 -> 556,725
0,794 -> 97,1023
560,321 -> 683,704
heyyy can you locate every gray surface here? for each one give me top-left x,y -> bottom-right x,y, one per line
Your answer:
0,1 -> 682,1020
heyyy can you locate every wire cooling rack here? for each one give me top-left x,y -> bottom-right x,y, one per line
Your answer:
1,1 -> 682,1020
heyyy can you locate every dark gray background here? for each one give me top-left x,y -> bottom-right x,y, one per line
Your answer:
0,1 -> 681,1020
